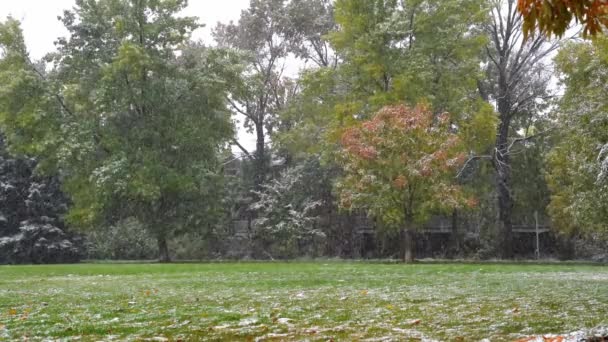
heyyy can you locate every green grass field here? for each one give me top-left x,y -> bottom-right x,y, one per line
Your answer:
0,262 -> 607,341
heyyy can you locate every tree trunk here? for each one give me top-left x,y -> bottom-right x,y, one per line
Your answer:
157,236 -> 171,263
557,233 -> 575,260
400,227 -> 415,263
449,209 -> 461,258
495,115 -> 514,259
254,121 -> 266,188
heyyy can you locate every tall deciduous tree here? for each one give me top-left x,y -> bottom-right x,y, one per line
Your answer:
278,0 -> 489,169
478,0 -> 557,258
278,0 -> 488,161
214,0 -> 297,187
546,36 -> 608,236
337,104 -> 474,262
0,0 -> 233,262
277,0 -> 492,260
328,0 -> 487,114
285,0 -> 337,68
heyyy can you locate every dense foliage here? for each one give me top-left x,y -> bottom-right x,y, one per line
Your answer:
546,36 -> 608,237
251,158 -> 327,258
337,104 -> 474,262
0,0 -> 607,262
0,0 -> 233,262
518,0 -> 608,38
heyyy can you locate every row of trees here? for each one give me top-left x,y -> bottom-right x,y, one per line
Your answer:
0,0 -> 606,263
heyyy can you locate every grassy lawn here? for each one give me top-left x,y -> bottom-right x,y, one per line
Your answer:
0,262 -> 607,341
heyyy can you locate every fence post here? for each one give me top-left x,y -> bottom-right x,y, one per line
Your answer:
534,211 -> 540,260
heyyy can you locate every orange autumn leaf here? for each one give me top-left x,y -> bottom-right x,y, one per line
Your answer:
518,0 -> 608,38
337,104 -> 473,224
543,337 -> 565,342
392,175 -> 407,189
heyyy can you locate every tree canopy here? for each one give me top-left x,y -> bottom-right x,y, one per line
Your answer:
546,36 -> 608,236
518,0 -> 608,38
337,104 -> 475,262
0,0 -> 233,261
1,0 -> 607,263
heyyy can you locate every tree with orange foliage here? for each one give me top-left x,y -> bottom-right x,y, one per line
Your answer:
518,0 -> 608,38
336,104 -> 476,262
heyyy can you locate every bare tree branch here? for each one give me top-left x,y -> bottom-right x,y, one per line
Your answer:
231,138 -> 254,160
456,154 -> 493,178
506,129 -> 552,153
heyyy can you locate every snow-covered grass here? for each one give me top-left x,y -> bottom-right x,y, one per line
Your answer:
0,262 -> 607,341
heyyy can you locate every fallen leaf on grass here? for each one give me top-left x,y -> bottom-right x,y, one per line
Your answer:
515,336 -> 566,342
506,307 -> 521,315
8,309 -> 17,316
305,328 -> 317,335
407,319 -> 421,325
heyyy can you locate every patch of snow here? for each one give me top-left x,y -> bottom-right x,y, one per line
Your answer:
238,317 -> 259,326
276,317 -> 292,324
255,333 -> 289,341
147,337 -> 168,342
0,326 -> 8,339
106,317 -> 119,324
518,327 -> 608,342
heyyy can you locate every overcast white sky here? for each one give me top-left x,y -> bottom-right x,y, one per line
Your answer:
0,0 -> 251,58
0,0 -> 258,151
